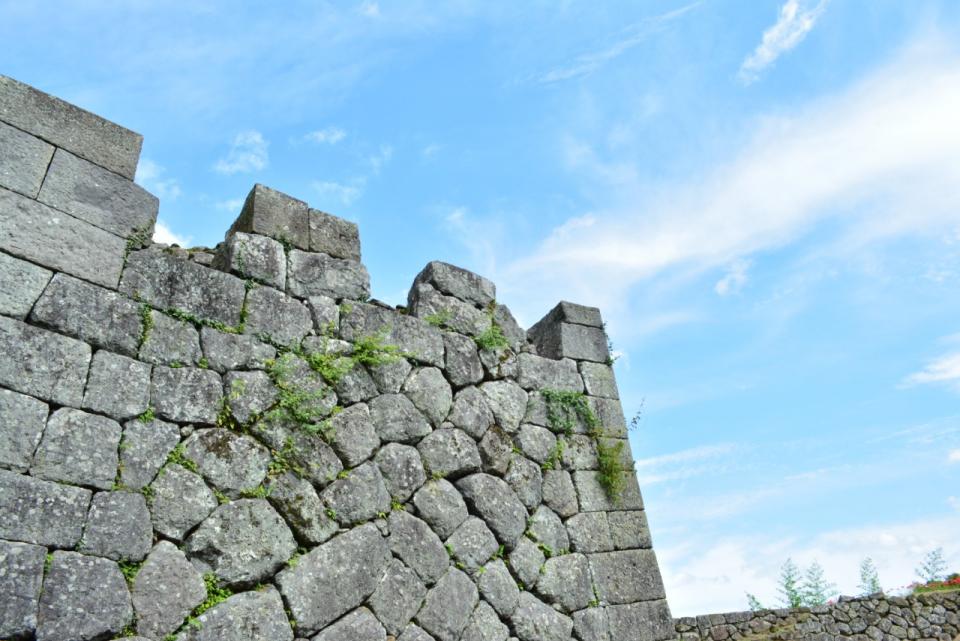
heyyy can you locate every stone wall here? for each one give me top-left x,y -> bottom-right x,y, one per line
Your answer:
674,591 -> 960,641
0,75 -> 672,641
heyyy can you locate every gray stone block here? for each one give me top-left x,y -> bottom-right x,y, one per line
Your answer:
517,353 -> 583,392
530,320 -> 610,363
607,510 -> 653,550
527,505 -> 569,555
477,426 -> 512,476
588,549 -> 666,604
256,417 -> 342,488
224,369 -> 277,425
0,315 -> 90,406
321,461 -> 391,525
408,283 -> 491,337
200,327 -> 276,372
0,187 -> 126,288
0,119 -> 54,197
369,357 -> 413,394
369,559 -> 427,635
30,272 -> 141,356
368,394 -> 432,444
536,553 -> 593,612
573,608 -> 610,641
542,470 -> 578,518
82,350 -> 151,420
38,149 -> 157,238
589,396 -> 628,438
0,540 -> 45,639
403,367 -> 453,427
493,303 -> 526,349
446,516 -> 499,572
606,600 -> 674,641
227,183 -> 310,250
418,428 -> 481,479
0,75 -> 143,179
314,607 -> 386,641
580,361 -> 619,399
566,512 -> 614,553
0,469 -> 91,547
177,586 -> 294,641
573,470 -> 643,512
533,301 -> 604,329
213,231 -> 286,289
132,541 -> 206,640
448,386 -> 494,440
508,537 -> 544,590
182,427 -> 271,498
478,558 -> 519,617
244,284 -> 313,346
308,294 -> 340,332
276,523 -> 390,636
331,362 -> 378,405
139,311 -> 202,366
120,248 -> 247,327
411,478 -> 468,540
287,249 -> 370,300
80,490 -> 152,561
561,435 -> 598,470
480,381 -> 528,433
509,591 -> 573,641
36,551 -> 132,641
328,402 -> 380,467
152,366 -> 223,424
185,499 -> 296,588
266,472 -> 338,546
340,302 -> 444,367
119,417 -> 180,490
149,464 -> 218,542
516,423 -> 557,465
375,443 -> 426,503
456,474 -> 527,549
411,261 -> 495,307
388,510 -> 449,585
0,251 -> 51,319
443,332 -> 484,387
505,456 -> 542,510
309,208 -> 361,260
0,388 -> 47,472
461,600 -> 509,641
32,408 -> 120,490
399,623 -> 436,641
415,567 -> 478,641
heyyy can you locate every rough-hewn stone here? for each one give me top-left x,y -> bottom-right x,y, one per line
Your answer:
477,425 -> 513,476
573,607 -> 610,641
132,541 -> 206,640
38,148 -> 157,238
0,470 -> 91,547
509,591 -> 573,641
528,317 -> 609,363
535,553 -> 593,612
321,461 -> 391,525
314,607 -> 385,641
609,600 -> 673,641
223,369 -> 277,425
32,408 -> 120,489
368,559 -> 428,635
517,353 -> 584,392
418,428 -> 481,479
0,388 -> 47,472
516,423 -> 557,465
566,511 -> 614,553
228,183 -> 310,250
0,119 -> 54,197
276,523 -> 390,636
589,549 -> 666,604
152,366 -> 223,424
542,469 -> 578,518
181,428 -> 270,498
0,250 -> 51,318
327,402 -> 379,466
80,490 -> 152,561
368,394 -> 432,444
411,478 -> 469,540
139,310 -> 202,366
388,510 -> 449,585
82,350 -> 151,420
340,302 -> 444,367
456,473 -> 527,548
149,464 -> 218,542
0,540 -> 45,639
449,386 -> 495,440
265,471 -> 338,545
119,417 -> 180,489
480,381 -> 528,433
573,470 -> 643,512
408,283 -> 491,337
36,551 -> 133,641
443,332 -> 484,387
403,367 -> 453,426
214,231 -> 286,289
244,284 -> 313,346
446,516 -> 499,572
200,327 -> 276,372
256,417 -> 343,488
309,208 -> 361,260
580,361 -> 619,399
460,601 -> 509,641
608,510 -> 653,550
508,537 -> 544,590
415,568 -> 478,641
0,314 -> 91,406
478,558 -> 519,617
505,455 -> 542,510
411,261 -> 495,307
375,442 -> 426,502
177,586 -> 294,641
287,249 -> 370,300
527,505 -> 570,555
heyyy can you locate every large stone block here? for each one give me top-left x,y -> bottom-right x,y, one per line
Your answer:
532,301 -> 604,329
339,302 -> 444,367
151,366 -> 223,424
243,284 -> 313,346
0,119 -> 54,197
411,478 -> 468,540
0,470 -> 91,547
314,607 -> 386,641
119,417 -> 180,490
276,523 -> 390,636
309,208 -> 361,260
227,183 -> 310,250
30,272 -> 141,356
368,560 -> 427,635
580,361 -> 619,399
181,427 -> 270,498
287,249 -> 370,300
31,408 -> 121,490
320,461 -> 391,526
606,600 -> 675,641
138,311 -> 201,366
0,540 -> 45,639
175,586 -> 293,641
132,541 -> 206,640
0,251 -> 52,319
460,600 -> 508,641
0,187 -> 126,288
443,332 -> 484,387
415,568 -> 478,641
79,490 -> 153,561
509,591 -> 573,641
403,367 -> 453,427
410,261 -> 495,307
517,353 -> 584,392
213,231 -> 286,289
535,553 -> 593,612
368,394 -> 432,445
375,443 -> 426,503
529,320 -> 610,363
455,473 -> 527,549
265,471 -> 338,545
0,388 -> 48,472
573,470 -> 644,512
200,327 -> 276,372
120,248 -> 247,327
38,149 -> 157,238
0,75 -> 143,179
408,283 -> 491,337
149,464 -> 218,542
35,551 -> 133,641
388,510 -> 449,586
446,516 -> 498,572
82,350 -> 151,420
588,549 -> 666,604
417,428 -> 481,479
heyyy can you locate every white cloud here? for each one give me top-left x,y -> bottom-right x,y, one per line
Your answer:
714,259 -> 751,296
949,496 -> 960,511
903,352 -> 960,392
949,449 -> 960,464
304,127 -> 346,144
213,130 -> 268,175
739,0 -> 829,84
313,180 -> 364,206
536,2 -> 701,84
367,145 -> 393,175
507,41 -> 960,316
134,159 -> 182,201
216,198 -> 245,214
152,220 -> 191,247
635,443 -> 740,485
359,2 -> 380,18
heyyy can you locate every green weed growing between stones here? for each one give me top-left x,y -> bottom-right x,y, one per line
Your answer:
423,309 -> 453,328
166,443 -> 198,474
137,304 -> 154,350
137,406 -> 155,423
188,573 -> 233,625
474,322 -> 509,352
118,560 -> 143,587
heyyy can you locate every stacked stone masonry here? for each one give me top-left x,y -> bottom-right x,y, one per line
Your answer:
674,591 -> 960,641
0,75 -> 673,641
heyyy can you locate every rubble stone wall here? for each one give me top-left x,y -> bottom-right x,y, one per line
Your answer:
674,591 -> 960,641
0,75 -> 672,641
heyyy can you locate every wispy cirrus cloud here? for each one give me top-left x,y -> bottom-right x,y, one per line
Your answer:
635,443 -> 740,486
715,259 -> 751,296
313,180 -> 364,206
739,0 -> 830,84
304,127 -> 346,144
134,159 -> 182,201
534,2 -> 701,84
213,130 -> 268,175
903,352 -> 960,392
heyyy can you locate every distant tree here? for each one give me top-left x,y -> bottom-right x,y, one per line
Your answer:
916,548 -> 947,583
802,561 -> 837,606
746,593 -> 765,611
858,557 -> 882,595
777,558 -> 804,608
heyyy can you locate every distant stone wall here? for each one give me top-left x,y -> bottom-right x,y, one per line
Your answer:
674,591 -> 960,641
0,75 -> 672,641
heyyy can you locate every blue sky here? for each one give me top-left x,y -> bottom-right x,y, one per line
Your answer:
5,0 -> 960,615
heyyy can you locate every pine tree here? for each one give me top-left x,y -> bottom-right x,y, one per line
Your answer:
777,558 -> 803,608
801,561 -> 836,606
858,557 -> 882,595
916,548 -> 947,584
